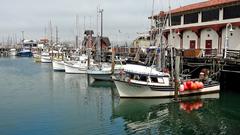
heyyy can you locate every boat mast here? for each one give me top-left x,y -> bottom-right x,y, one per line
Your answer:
55,26 -> 59,58
50,20 -> 53,61
75,14 -> 79,50
21,31 -> 24,48
168,0 -> 174,84
99,9 -> 103,63
150,0 -> 155,46
56,26 -> 59,44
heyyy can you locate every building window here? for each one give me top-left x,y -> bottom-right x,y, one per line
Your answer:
171,15 -> 181,26
202,8 -> 219,22
184,12 -> 198,24
223,4 -> 240,19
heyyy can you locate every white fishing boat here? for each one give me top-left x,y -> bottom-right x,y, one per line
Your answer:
52,60 -> 65,71
64,55 -> 92,74
9,48 -> 17,56
41,52 -> 51,63
34,54 -> 41,62
87,59 -> 125,81
87,63 -> 112,81
113,64 -> 220,98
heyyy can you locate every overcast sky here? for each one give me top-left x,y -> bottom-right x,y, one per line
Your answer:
0,0 -> 204,43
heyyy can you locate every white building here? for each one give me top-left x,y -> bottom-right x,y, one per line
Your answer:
151,0 -> 240,55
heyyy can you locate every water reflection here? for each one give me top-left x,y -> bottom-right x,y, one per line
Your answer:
180,100 -> 203,113
113,94 -> 224,134
1,58 -> 240,135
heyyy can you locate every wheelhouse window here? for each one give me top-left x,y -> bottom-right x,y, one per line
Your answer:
202,8 -> 219,22
171,15 -> 181,26
140,76 -> 147,82
151,77 -> 158,83
184,12 -> 198,24
223,4 -> 240,19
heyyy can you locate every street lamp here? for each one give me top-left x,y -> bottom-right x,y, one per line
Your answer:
224,23 -> 234,59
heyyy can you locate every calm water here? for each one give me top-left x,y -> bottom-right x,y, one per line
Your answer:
0,57 -> 240,135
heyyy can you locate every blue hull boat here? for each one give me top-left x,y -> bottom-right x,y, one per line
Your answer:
16,50 -> 33,57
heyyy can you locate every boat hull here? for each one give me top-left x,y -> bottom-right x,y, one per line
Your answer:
64,64 -> 87,74
9,51 -> 17,56
53,61 -> 65,71
89,74 -> 112,81
16,52 -> 33,57
87,70 -> 112,81
41,57 -> 52,63
114,80 -> 220,98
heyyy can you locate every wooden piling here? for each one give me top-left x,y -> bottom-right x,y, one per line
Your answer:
174,55 -> 180,100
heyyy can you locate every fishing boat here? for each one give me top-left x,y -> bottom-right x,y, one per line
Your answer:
64,55 -> 92,74
9,48 -> 17,56
87,59 -> 124,81
41,52 -> 51,63
113,64 -> 220,98
87,63 -> 112,81
16,49 -> 33,57
52,60 -> 65,71
34,54 -> 41,62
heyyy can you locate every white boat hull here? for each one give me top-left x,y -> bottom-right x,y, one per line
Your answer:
41,57 -> 52,63
9,52 -> 17,56
87,70 -> 112,81
53,61 -> 65,71
9,49 -> 17,56
114,80 -> 220,98
89,73 -> 112,81
64,63 -> 87,74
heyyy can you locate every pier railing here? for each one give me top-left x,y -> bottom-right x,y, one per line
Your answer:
181,49 -> 218,58
226,49 -> 240,59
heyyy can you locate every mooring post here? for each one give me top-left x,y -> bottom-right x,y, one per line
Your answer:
111,48 -> 115,74
174,55 -> 180,100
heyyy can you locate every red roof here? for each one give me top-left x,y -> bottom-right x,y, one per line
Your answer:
151,0 -> 239,18
171,0 -> 238,14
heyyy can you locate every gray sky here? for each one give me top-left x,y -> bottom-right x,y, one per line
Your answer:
0,0 -> 204,43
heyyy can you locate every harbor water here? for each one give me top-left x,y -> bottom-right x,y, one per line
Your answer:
0,57 -> 240,135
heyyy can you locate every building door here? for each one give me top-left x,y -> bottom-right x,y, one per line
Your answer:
205,40 -> 212,55
190,40 -> 196,49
